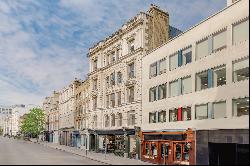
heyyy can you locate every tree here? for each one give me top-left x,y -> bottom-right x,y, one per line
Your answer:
20,108 -> 45,138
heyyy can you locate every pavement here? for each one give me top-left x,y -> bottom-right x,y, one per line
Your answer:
0,136 -> 105,165
30,139 -> 153,165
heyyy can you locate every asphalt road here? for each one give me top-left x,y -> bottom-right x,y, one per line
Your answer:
0,136 -> 104,165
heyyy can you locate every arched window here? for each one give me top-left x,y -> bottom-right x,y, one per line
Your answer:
117,113 -> 122,127
111,114 -> 115,127
104,115 -> 110,128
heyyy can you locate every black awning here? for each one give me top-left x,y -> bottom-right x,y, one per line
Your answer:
144,134 -> 186,141
95,129 -> 135,135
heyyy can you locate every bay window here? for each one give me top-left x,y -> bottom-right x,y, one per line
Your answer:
212,101 -> 226,119
196,39 -> 208,60
195,104 -> 208,120
233,57 -> 249,82
233,19 -> 249,44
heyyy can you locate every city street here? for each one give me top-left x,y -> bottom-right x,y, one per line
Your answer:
0,137 -> 104,165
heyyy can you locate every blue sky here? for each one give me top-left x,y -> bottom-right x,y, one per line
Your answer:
0,0 -> 226,106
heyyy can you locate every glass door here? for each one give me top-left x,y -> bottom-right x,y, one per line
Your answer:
160,142 -> 169,165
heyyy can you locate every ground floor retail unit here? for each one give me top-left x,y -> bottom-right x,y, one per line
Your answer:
140,128 -> 249,165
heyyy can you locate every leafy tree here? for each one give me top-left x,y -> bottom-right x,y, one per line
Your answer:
20,108 -> 45,138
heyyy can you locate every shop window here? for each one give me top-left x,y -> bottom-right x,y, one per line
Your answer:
233,19 -> 249,44
127,86 -> 135,103
196,71 -> 208,91
110,72 -> 115,86
182,107 -> 191,121
146,143 -> 150,156
128,62 -> 135,79
169,53 -> 178,71
212,101 -> 227,119
182,47 -> 192,65
150,62 -> 157,78
149,87 -> 157,102
170,80 -> 178,97
111,114 -> 115,127
117,72 -> 122,84
149,112 -> 157,123
117,91 -> 121,106
159,58 -> 166,74
181,76 -> 192,94
169,108 -> 178,122
195,104 -> 208,120
158,84 -> 167,100
158,110 -> 166,123
111,93 -> 115,107
117,113 -> 122,127
233,97 -> 249,117
233,57 -> 249,82
175,144 -> 182,161
196,38 -> 208,60
151,143 -> 158,158
213,65 -> 226,87
213,30 -> 227,52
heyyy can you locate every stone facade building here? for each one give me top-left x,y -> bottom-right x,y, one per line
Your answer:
86,5 -> 180,158
141,0 -> 249,165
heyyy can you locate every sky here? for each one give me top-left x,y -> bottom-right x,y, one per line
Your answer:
0,0 -> 226,106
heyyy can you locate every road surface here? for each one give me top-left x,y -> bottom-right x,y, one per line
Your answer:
0,136 -> 104,165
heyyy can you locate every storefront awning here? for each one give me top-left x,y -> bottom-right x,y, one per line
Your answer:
95,129 -> 135,135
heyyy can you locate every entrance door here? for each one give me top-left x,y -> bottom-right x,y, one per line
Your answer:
160,142 -> 169,165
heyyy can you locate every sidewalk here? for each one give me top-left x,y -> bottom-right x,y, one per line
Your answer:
30,139 -> 153,165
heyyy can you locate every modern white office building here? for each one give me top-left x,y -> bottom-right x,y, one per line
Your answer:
141,0 -> 249,165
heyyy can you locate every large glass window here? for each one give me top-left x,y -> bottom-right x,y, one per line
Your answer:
169,53 -> 178,71
169,80 -> 179,97
196,39 -> 208,60
213,65 -> 226,87
169,109 -> 178,122
213,101 -> 226,119
196,71 -> 208,91
158,84 -> 167,100
195,104 -> 208,120
213,30 -> 227,52
159,58 -> 166,74
233,19 -> 249,44
233,97 -> 249,117
149,112 -> 157,123
182,47 -> 192,65
182,107 -> 191,121
233,58 -> 249,82
149,87 -> 157,102
150,62 -> 157,78
182,76 -> 192,94
158,111 -> 166,123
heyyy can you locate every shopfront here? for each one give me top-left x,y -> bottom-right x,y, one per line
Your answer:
141,129 -> 195,165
